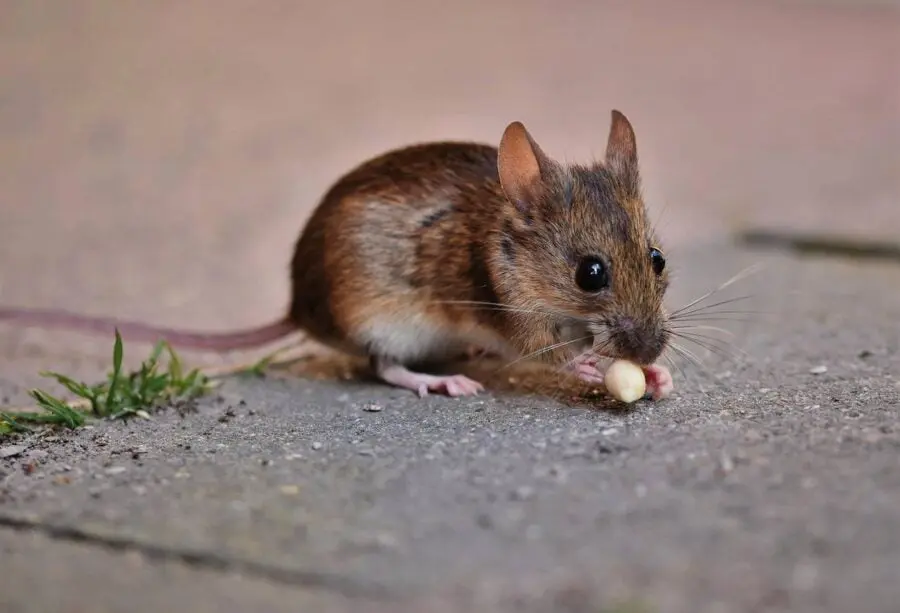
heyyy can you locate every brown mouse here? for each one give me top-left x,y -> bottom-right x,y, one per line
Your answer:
0,110 -> 673,400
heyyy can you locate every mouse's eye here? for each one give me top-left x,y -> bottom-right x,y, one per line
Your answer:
649,248 -> 666,275
575,256 -> 610,292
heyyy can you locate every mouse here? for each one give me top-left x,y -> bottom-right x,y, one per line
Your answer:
0,110 -> 674,400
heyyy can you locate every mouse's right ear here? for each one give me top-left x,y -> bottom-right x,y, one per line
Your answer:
498,122 -> 547,212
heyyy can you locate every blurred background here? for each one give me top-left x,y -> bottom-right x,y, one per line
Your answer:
0,0 -> 897,366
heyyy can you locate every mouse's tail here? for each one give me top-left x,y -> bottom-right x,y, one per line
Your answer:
0,307 -> 298,352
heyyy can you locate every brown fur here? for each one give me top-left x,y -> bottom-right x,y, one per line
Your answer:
290,110 -> 670,368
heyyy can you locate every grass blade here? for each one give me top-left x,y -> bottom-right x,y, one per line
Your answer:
27,389 -> 85,429
0,411 -> 33,433
104,328 -> 125,415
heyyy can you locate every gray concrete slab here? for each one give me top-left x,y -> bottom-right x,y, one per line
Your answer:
1,244 -> 899,613
0,528 -> 398,613
1,1 -> 899,611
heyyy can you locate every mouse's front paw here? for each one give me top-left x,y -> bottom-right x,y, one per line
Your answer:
568,352 -> 605,386
643,364 -> 673,400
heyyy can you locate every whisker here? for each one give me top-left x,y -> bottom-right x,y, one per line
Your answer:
586,333 -> 614,359
429,300 -> 555,318
669,324 -> 736,338
671,309 -> 763,319
667,341 -> 704,369
551,334 -> 615,382
671,331 -> 746,362
671,339 -> 704,364
671,311 -> 766,324
669,263 -> 765,317
673,329 -> 744,351
497,334 -> 595,371
667,341 -> 730,379
668,315 -> 763,326
669,302 -> 770,324
670,296 -> 755,319
661,349 -> 689,383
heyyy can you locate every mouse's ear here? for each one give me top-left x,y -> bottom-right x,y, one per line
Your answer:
605,110 -> 640,189
498,121 -> 547,211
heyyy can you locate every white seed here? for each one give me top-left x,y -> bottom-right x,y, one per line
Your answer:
604,360 -> 647,403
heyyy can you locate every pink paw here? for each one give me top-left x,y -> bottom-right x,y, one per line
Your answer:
417,374 -> 485,398
569,353 -> 605,386
643,363 -> 674,400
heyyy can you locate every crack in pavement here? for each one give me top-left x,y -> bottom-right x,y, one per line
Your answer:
0,513 -> 398,602
737,229 -> 900,263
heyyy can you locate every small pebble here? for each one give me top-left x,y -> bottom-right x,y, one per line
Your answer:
476,513 -> 493,529
280,485 -> 300,495
0,445 -> 27,459
105,466 -> 127,475
311,441 -> 323,450
809,365 -> 828,375
362,403 -> 383,412
719,453 -> 735,474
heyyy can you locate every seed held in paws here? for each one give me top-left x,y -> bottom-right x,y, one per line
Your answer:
604,359 -> 647,403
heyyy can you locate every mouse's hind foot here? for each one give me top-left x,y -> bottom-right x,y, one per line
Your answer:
373,357 -> 484,398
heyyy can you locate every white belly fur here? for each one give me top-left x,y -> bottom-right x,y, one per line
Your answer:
358,314 -> 513,364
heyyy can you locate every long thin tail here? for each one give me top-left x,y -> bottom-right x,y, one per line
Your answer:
0,306 -> 298,352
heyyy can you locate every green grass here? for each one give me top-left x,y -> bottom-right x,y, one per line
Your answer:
1,329 -> 216,432
0,411 -> 32,435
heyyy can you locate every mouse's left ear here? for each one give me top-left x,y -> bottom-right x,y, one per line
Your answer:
605,110 -> 640,193
498,121 -> 550,213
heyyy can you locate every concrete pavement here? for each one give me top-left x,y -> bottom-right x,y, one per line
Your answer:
1,1 -> 899,612
2,244 -> 899,612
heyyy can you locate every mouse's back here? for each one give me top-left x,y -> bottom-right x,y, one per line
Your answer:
286,138 -> 514,361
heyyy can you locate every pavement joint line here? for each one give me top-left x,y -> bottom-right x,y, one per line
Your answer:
736,229 -> 900,263
0,512 -> 399,601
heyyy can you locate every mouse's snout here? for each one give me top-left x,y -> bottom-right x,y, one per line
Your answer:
608,316 -> 668,365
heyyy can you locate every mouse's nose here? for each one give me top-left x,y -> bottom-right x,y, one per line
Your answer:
609,316 -> 667,364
